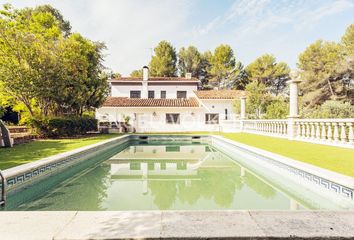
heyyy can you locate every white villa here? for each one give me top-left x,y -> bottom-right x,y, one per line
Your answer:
96,66 -> 245,132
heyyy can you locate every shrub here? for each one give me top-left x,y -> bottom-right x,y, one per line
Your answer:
264,99 -> 289,119
31,116 -> 98,138
0,107 -> 4,118
301,100 -> 354,118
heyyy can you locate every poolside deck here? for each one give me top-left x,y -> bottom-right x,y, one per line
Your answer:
1,211 -> 354,239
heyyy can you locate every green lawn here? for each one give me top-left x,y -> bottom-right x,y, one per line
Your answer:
221,133 -> 354,178
2,132 -> 353,178
0,134 -> 123,170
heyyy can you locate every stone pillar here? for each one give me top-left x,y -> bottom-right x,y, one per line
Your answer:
240,96 -> 246,131
287,71 -> 301,140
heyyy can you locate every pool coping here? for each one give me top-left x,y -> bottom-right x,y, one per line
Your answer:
1,210 -> 354,239
211,135 -> 354,190
1,134 -> 130,192
2,135 -> 354,239
2,135 -> 128,176
2,134 -> 354,198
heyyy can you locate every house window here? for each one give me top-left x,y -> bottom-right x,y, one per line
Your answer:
177,91 -> 187,99
160,91 -> 166,99
177,161 -> 187,170
225,109 -> 228,120
166,113 -> 180,124
166,146 -> 180,152
148,162 -> 155,170
130,162 -> 141,170
205,113 -> 219,124
148,90 -> 155,99
130,91 -> 141,98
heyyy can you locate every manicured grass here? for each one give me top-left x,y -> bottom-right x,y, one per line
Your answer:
135,132 -> 211,135
2,131 -> 353,178
0,134 -> 123,170
221,133 -> 354,178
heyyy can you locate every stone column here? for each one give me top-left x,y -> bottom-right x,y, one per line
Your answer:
287,71 -> 301,140
240,96 -> 246,131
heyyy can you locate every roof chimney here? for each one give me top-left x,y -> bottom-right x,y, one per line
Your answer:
143,66 -> 149,81
185,72 -> 192,79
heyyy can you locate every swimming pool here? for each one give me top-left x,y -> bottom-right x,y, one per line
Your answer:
1,135 -> 354,210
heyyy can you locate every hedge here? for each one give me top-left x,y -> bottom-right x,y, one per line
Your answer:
31,116 -> 98,137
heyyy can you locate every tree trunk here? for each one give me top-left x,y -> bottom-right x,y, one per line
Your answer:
327,78 -> 336,99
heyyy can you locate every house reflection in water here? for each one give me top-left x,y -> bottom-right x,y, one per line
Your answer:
104,143 -> 303,210
106,144 -> 220,194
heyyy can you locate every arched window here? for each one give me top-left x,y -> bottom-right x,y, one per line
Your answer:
225,109 -> 228,120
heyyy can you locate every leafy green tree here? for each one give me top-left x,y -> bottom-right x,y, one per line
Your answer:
0,4 -> 108,120
301,100 -> 354,118
342,24 -> 354,55
233,82 -> 272,119
149,40 -> 177,77
298,40 -> 344,107
245,54 -> 290,95
336,24 -> 354,104
209,44 -> 236,87
54,33 -> 108,115
264,98 -> 289,119
0,4 -> 62,117
199,50 -> 213,88
111,72 -> 122,78
33,4 -> 72,36
222,61 -> 249,90
130,69 -> 143,77
177,45 -> 203,77
245,82 -> 271,118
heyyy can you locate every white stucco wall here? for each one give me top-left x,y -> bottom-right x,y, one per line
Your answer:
111,84 -> 198,99
96,107 -> 224,132
99,83 -> 240,132
198,99 -> 238,121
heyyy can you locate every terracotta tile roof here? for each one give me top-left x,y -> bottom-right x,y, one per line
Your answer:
194,90 -> 246,99
110,77 -> 199,82
102,97 -> 200,107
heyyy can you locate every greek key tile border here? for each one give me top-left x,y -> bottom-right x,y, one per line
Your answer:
3,137 -> 129,191
220,139 -> 354,200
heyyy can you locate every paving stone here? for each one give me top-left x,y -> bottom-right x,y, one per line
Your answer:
161,210 -> 265,239
2,211 -> 354,239
249,211 -> 354,238
54,211 -> 162,240
0,211 -> 76,240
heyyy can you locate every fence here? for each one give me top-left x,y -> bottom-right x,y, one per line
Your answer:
221,118 -> 354,149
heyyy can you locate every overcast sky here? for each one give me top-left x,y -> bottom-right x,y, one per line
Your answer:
3,0 -> 354,75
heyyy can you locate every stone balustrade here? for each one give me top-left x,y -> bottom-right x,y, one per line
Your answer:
222,118 -> 354,149
229,75 -> 354,149
294,119 -> 354,147
242,120 -> 288,138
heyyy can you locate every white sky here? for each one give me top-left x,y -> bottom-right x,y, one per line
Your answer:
3,0 -> 354,75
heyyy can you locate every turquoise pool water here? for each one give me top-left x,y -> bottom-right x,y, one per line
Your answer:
2,139 -> 353,210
